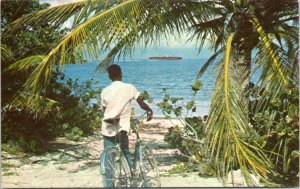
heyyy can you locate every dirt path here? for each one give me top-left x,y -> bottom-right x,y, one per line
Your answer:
1,119 -> 223,188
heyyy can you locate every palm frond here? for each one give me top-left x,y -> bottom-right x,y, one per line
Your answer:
250,17 -> 289,85
206,33 -> 275,186
251,39 -> 295,112
224,33 -> 234,113
186,1 -> 244,56
71,0 -> 121,27
196,46 -> 225,79
3,0 -> 127,39
250,40 -> 298,183
19,0 -> 207,93
5,55 -> 45,73
96,0 -> 202,71
20,0 -> 145,95
1,44 -> 12,63
11,92 -> 61,118
95,32 -> 137,71
187,13 -> 224,53
3,1 -> 86,37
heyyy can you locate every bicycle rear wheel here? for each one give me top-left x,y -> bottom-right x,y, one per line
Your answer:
100,147 -> 132,187
138,145 -> 161,187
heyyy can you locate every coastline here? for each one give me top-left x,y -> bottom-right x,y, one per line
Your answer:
132,103 -> 211,118
141,117 -> 185,128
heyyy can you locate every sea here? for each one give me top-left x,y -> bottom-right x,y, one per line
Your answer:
60,58 -> 218,117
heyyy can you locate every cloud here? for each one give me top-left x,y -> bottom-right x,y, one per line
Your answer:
158,34 -> 196,48
41,0 -> 82,7
137,31 -> 209,49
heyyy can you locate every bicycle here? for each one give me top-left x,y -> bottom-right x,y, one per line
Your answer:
100,114 -> 161,187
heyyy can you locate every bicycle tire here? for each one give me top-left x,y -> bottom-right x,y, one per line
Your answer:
138,145 -> 161,187
100,147 -> 132,187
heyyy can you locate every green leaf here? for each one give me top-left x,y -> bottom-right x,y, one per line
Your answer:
291,151 -> 299,158
142,90 -> 150,100
192,80 -> 203,92
171,97 -> 179,104
186,100 -> 195,110
163,94 -> 170,102
174,106 -> 182,117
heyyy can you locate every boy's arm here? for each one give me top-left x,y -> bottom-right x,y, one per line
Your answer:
136,96 -> 153,121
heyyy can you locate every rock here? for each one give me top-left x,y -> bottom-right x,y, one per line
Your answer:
225,169 -> 262,187
29,156 -> 44,163
52,153 -> 62,160
2,152 -> 23,160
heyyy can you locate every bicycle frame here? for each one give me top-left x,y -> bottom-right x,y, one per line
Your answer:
100,118 -> 142,177
131,117 -> 161,187
132,127 -> 142,173
100,115 -> 160,187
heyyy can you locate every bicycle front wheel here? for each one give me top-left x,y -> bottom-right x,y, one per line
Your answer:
139,145 -> 161,187
100,147 -> 132,187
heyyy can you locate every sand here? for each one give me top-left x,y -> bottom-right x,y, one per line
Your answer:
1,118 -> 223,188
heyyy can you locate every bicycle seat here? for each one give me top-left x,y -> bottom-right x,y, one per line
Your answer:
104,118 -> 120,124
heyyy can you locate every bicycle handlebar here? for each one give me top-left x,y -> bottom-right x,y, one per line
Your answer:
131,112 -> 147,123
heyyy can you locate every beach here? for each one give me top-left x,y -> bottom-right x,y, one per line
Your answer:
1,118 -> 223,188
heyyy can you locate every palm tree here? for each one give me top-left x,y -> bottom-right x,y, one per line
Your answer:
3,0 -> 298,186
188,0 -> 299,185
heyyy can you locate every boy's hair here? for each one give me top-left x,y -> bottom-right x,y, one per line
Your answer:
107,64 -> 121,79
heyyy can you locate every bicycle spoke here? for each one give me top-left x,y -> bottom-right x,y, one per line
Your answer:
102,148 -> 132,187
142,160 -> 156,174
106,156 -> 118,175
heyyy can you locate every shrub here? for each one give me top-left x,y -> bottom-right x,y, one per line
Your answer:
49,74 -> 103,137
159,81 -> 215,177
1,0 -> 103,153
2,71 -> 103,153
249,83 -> 299,186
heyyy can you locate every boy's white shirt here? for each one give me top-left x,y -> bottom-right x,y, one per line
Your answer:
100,81 -> 140,137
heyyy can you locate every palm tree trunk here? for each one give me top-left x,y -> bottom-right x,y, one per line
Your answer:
236,48 -> 252,129
235,49 -> 251,90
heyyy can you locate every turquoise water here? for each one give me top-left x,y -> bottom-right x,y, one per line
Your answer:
61,59 -> 217,117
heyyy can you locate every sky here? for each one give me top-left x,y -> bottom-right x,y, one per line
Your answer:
40,0 -> 212,59
41,0 -> 82,6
